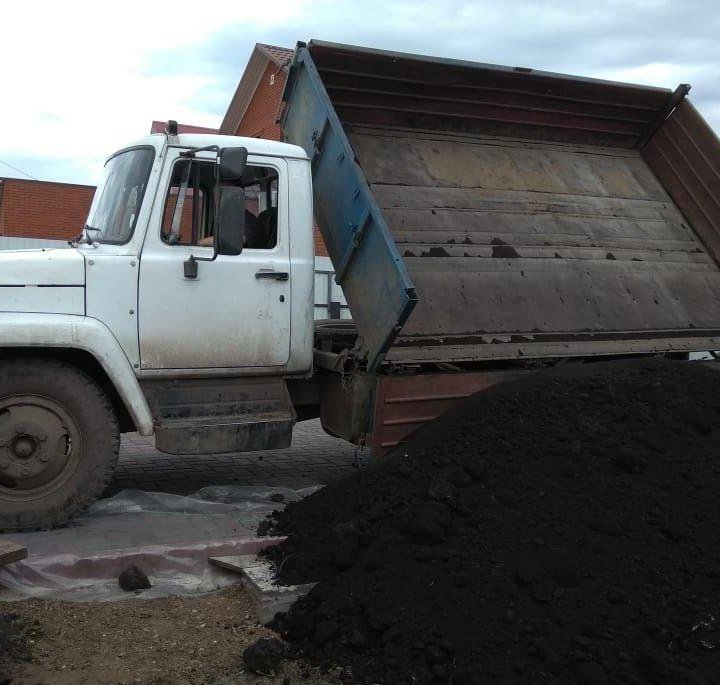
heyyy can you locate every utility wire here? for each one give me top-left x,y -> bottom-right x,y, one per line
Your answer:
0,158 -> 37,181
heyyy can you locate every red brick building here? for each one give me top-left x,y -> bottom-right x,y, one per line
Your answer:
0,177 -> 95,240
220,44 -> 291,140
220,43 -> 328,256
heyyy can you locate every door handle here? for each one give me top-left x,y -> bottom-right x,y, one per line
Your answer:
255,271 -> 289,281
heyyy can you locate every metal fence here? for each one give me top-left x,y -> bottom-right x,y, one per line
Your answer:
314,256 -> 351,320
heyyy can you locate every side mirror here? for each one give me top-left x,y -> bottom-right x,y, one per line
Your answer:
216,186 -> 245,256
219,147 -> 248,181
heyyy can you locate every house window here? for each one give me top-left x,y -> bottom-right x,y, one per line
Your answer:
269,73 -> 275,86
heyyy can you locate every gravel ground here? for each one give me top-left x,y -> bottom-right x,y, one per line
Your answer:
3,587 -> 336,685
1,420 -> 363,685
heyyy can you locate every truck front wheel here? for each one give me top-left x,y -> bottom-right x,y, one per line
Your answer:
0,358 -> 120,532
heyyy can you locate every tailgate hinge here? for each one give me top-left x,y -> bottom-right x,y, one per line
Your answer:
334,210 -> 371,285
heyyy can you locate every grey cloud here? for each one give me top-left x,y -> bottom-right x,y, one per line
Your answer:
8,0 -> 719,183
0,154 -> 98,185
152,0 -> 720,130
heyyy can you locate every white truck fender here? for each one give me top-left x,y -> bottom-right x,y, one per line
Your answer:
0,313 -> 154,435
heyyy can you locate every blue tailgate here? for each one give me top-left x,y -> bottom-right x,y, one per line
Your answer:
280,44 -> 417,372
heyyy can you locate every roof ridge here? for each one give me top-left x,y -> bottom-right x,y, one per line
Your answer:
256,43 -> 294,67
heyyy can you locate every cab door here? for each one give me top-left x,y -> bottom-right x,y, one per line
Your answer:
137,150 -> 291,370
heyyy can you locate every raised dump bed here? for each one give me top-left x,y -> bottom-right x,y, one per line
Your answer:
282,41 -> 720,370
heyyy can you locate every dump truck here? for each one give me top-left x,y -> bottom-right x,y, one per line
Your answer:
1,40 -> 720,531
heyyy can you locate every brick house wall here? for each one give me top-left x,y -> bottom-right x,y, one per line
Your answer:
236,61 -> 286,141
0,178 -> 95,240
224,46 -> 329,257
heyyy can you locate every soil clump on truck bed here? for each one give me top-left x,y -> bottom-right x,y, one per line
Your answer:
261,359 -> 720,684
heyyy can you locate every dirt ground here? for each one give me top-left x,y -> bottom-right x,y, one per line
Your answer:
2,586 -> 334,685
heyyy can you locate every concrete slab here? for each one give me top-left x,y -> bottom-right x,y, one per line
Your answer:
209,554 -> 315,624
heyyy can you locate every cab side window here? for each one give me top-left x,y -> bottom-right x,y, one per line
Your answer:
162,158 -> 279,250
162,160 -> 212,246
237,167 -> 279,250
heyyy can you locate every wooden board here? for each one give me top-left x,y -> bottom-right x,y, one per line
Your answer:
0,539 -> 27,566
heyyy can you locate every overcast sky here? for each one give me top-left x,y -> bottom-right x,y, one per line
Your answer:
1,0 -> 719,185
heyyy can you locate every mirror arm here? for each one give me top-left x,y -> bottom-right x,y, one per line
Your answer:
189,252 -> 218,264
179,144 -> 221,158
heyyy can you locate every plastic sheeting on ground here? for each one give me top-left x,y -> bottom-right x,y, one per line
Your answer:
0,485 -> 320,602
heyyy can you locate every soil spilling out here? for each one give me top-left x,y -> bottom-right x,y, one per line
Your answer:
261,359 -> 720,684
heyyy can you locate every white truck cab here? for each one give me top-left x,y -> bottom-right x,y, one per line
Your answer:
0,127 -> 315,531
85,130 -> 315,375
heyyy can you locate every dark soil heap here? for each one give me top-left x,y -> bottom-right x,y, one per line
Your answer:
262,360 -> 720,684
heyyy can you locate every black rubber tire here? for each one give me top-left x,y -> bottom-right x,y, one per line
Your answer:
0,358 -> 119,532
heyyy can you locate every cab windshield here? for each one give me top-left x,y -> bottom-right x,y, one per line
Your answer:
84,147 -> 154,244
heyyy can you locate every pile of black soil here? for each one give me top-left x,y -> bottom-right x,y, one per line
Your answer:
0,613 -> 37,682
261,359 -> 720,684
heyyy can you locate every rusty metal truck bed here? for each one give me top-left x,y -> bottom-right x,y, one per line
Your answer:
283,41 -> 720,368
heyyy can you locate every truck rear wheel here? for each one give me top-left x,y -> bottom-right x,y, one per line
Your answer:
0,358 -> 120,532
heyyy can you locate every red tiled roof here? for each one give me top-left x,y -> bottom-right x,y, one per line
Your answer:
256,44 -> 294,67
150,121 -> 219,134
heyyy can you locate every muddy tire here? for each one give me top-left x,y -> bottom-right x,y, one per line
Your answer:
0,358 -> 119,532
